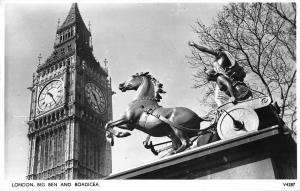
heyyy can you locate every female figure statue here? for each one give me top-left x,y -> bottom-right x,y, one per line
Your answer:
188,41 -> 247,105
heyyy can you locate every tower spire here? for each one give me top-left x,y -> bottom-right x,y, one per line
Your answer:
28,3 -> 112,180
57,3 -> 87,33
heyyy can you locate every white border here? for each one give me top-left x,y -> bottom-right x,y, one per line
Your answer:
1,0 -> 299,191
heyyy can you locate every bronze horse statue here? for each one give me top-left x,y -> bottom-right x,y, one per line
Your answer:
105,72 -> 212,155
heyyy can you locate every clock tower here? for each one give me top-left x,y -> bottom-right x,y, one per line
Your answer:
26,3 -> 112,179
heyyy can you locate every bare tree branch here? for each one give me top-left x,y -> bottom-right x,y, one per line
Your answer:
187,3 -> 296,129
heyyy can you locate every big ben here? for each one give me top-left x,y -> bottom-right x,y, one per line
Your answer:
26,3 -> 112,179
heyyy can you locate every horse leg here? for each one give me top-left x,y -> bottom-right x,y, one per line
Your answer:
105,118 -> 131,138
172,129 -> 191,154
161,133 -> 181,157
143,135 -> 151,148
116,124 -> 135,131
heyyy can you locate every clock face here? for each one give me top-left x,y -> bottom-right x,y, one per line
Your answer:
38,80 -> 64,111
85,83 -> 107,114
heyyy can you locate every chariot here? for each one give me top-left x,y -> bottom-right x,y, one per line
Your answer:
143,96 -> 284,156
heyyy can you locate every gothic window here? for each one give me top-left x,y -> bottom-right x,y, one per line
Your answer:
61,48 -> 65,55
67,29 -> 71,38
53,130 -> 57,166
48,115 -> 51,124
77,94 -> 81,102
71,27 -> 74,36
67,44 -> 72,51
44,136 -> 48,169
66,58 -> 70,65
56,111 -> 60,120
52,113 -> 55,122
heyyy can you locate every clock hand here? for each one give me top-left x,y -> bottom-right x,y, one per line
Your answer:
91,92 -> 102,110
47,92 -> 57,104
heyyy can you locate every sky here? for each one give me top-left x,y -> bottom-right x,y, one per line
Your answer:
4,2 -> 224,179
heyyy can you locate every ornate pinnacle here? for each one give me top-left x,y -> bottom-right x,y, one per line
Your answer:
104,58 -> 108,73
88,21 -> 93,50
57,18 -> 60,28
104,58 -> 108,67
38,53 -> 42,66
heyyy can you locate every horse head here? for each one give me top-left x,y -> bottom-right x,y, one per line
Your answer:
119,72 -> 150,92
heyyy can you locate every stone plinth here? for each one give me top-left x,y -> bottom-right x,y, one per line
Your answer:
106,126 -> 296,179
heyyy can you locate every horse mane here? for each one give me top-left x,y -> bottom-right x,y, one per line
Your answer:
134,72 -> 166,102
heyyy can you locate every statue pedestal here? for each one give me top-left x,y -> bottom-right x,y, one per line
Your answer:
106,125 -> 296,179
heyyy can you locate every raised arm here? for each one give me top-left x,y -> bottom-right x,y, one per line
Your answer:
188,41 -> 218,56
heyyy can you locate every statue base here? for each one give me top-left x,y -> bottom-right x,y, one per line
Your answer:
106,125 -> 296,179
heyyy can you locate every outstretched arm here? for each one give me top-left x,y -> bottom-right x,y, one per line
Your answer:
188,41 -> 218,56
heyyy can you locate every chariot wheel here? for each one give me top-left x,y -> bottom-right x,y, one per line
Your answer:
216,107 -> 259,140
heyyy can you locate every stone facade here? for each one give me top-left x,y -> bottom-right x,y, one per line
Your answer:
26,3 -> 112,180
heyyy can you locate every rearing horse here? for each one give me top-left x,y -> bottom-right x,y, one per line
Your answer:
105,72 -> 208,155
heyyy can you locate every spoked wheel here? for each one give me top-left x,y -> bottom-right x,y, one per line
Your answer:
217,107 -> 259,139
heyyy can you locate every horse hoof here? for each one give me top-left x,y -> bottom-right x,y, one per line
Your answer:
163,150 -> 176,158
106,137 -> 114,146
